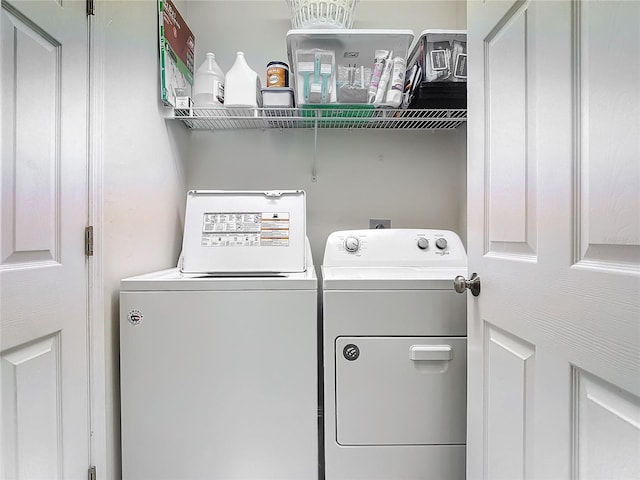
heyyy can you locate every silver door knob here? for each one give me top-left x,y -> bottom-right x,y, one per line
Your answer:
454,273 -> 481,297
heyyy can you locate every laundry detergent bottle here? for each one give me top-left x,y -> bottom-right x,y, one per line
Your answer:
224,52 -> 260,108
193,52 -> 225,107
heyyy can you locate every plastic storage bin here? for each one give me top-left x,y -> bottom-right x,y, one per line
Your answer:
405,29 -> 467,109
409,29 -> 467,83
286,29 -> 414,108
261,87 -> 295,108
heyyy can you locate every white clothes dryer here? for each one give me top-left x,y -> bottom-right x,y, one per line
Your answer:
322,229 -> 467,480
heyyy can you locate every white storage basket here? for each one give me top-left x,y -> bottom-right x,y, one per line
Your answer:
286,0 -> 358,29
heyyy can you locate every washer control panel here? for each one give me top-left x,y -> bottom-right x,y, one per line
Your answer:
323,229 -> 466,267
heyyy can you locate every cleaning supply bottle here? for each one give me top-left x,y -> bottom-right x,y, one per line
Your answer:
224,52 -> 261,108
385,56 -> 406,108
193,53 -> 225,107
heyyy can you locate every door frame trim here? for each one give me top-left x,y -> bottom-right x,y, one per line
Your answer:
88,6 -> 108,478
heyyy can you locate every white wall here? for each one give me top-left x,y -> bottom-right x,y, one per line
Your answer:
185,0 -> 468,264
100,1 -> 189,478
188,128 -> 467,264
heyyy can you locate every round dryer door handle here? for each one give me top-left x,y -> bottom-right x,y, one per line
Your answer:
454,273 -> 481,297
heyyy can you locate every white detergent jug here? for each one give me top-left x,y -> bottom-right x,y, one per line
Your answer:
193,53 -> 225,107
224,52 -> 261,108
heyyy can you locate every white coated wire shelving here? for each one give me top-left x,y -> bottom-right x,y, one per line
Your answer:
172,107 -> 467,130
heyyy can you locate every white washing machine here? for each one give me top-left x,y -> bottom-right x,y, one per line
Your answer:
120,190 -> 318,480
322,229 -> 467,480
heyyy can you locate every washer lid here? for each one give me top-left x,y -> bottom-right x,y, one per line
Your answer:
180,190 -> 307,274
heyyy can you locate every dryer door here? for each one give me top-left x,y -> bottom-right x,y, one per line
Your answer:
335,336 -> 466,446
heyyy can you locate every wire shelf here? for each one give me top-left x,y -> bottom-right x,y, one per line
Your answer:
172,107 -> 467,130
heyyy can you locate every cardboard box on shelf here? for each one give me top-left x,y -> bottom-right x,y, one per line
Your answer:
158,0 -> 195,106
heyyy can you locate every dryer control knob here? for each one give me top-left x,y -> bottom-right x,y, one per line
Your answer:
417,237 -> 429,250
435,237 -> 448,250
344,236 -> 360,253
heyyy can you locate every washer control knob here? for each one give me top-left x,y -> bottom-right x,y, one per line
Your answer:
417,237 -> 429,250
435,237 -> 448,250
344,236 -> 360,253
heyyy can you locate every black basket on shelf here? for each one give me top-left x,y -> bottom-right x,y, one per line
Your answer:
408,81 -> 466,110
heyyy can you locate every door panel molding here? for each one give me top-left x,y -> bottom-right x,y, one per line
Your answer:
572,0 -> 640,274
484,0 -> 538,262
1,333 -> 63,479
485,323 -> 535,480
572,367 -> 640,479
1,4 -> 61,269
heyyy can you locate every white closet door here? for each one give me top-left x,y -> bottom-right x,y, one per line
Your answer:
466,0 -> 640,478
1,1 -> 91,478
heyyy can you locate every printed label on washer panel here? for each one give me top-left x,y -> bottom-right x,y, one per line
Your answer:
201,212 -> 290,247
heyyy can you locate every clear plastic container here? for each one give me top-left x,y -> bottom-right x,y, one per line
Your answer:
224,52 -> 261,108
192,53 -> 225,107
286,29 -> 414,106
408,30 -> 467,83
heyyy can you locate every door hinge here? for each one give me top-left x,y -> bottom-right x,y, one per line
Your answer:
85,226 -> 94,256
88,466 -> 97,480
87,0 -> 95,16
